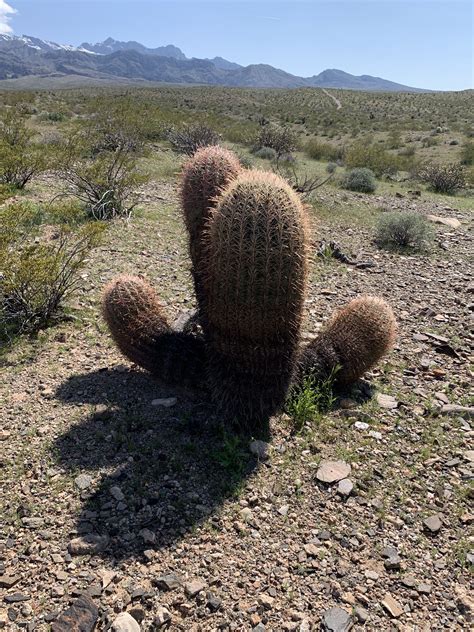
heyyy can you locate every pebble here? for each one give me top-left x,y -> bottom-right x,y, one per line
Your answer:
0,575 -> 20,588
21,517 -> 44,528
110,486 -> 125,501
249,440 -> 270,461
153,606 -> 172,627
354,606 -> 369,623
423,514 -> 442,533
337,478 -> 353,497
417,583 -> 432,594
154,573 -> 182,591
376,393 -> 398,409
441,404 -> 474,418
240,507 -> 253,522
184,579 -> 206,598
74,474 -> 93,490
354,421 -> 369,431
111,612 -> 140,632
139,528 -> 155,544
322,606 -> 353,631
151,397 -> 177,407
51,595 -> 98,632
381,593 -> 404,618
4,593 -> 30,603
316,460 -> 351,483
258,594 -> 274,610
68,533 -> 109,555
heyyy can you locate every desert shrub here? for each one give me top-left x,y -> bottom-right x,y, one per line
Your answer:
0,110 -> 46,189
305,139 -> 342,161
286,371 -> 337,433
0,202 -> 104,339
461,141 -> 474,166
417,162 -> 465,194
254,124 -> 298,158
237,153 -> 254,168
375,212 -> 434,251
326,162 -> 337,174
422,136 -> 439,148
59,145 -> 149,220
340,167 -> 377,193
386,130 -> 403,150
167,124 -> 220,155
254,146 -> 277,160
344,140 -> 403,176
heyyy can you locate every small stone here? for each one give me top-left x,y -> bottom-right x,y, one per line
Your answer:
249,440 -> 270,461
74,474 -> 93,490
153,606 -> 172,627
240,507 -> 253,522
154,573 -> 182,591
354,607 -> 369,623
139,528 -> 155,544
376,393 -> 398,410
464,450 -> 474,463
401,575 -> 416,588
100,569 -> 116,589
316,460 -> 351,484
322,606 -> 353,631
111,612 -> 140,632
304,543 -> 320,557
426,215 -> 461,228
278,505 -> 289,517
207,592 -> 222,612
381,593 -> 404,618
0,575 -> 20,588
339,398 -> 357,409
68,533 -> 109,556
51,595 -> 98,632
4,593 -> 30,603
151,397 -> 177,407
258,594 -> 274,610
337,478 -> 353,497
441,404 -> 474,418
423,514 -> 442,533
416,583 -> 432,594
364,570 -> 379,581
110,486 -> 125,502
21,517 -> 44,528
354,421 -> 369,431
184,579 -> 206,598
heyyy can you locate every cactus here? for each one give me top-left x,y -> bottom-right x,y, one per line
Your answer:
299,296 -> 397,386
180,146 -> 241,312
205,170 -> 309,424
102,275 -> 205,386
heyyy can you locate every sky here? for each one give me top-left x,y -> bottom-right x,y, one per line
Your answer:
2,1 -> 473,91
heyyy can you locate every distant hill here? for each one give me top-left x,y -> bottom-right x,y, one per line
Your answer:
0,34 -> 429,92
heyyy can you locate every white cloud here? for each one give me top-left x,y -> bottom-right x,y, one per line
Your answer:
0,1 -> 16,35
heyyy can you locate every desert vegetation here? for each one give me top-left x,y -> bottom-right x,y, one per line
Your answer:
0,85 -> 472,631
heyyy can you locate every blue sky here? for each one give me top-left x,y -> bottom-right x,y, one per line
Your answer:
3,1 -> 473,90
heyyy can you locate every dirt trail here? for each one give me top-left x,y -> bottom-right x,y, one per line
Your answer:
322,88 -> 342,110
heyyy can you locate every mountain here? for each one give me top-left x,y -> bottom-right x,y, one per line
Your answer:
0,34 -> 428,91
79,37 -> 186,60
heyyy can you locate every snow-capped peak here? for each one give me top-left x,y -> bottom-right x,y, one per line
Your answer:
0,33 -> 100,55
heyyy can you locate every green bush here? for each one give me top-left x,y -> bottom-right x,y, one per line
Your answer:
344,140 -> 403,176
326,162 -> 337,174
167,124 -> 220,155
461,141 -> 474,166
254,146 -> 277,160
340,167 -> 377,193
0,202 -> 104,339
305,139 -> 342,161
375,212 -> 434,251
0,109 -> 46,189
417,162 -> 465,194
254,124 -> 298,158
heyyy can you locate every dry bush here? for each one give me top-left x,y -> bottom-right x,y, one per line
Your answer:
417,162 -> 465,194
375,212 -> 434,251
168,124 -> 220,155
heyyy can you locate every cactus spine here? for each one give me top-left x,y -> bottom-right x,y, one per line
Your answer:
205,170 -> 309,424
299,295 -> 397,386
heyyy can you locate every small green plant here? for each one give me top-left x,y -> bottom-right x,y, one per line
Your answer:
305,139 -> 342,162
340,167 -> 377,193
460,141 -> 474,166
326,162 -> 337,174
0,109 -> 46,189
344,140 -> 403,176
286,369 -> 338,433
254,146 -> 277,160
375,211 -> 434,252
254,124 -> 298,158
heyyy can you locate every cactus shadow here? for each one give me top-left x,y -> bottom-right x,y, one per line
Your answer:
53,366 -> 264,561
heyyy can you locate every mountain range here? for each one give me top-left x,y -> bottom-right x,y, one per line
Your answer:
0,34 -> 427,92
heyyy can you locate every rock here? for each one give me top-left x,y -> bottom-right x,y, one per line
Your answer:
151,397 -> 177,408
401,575 -> 416,588
316,460 -> 351,484
441,404 -> 474,419
139,528 -> 155,544
0,575 -> 20,588
100,570 -> 116,589
153,606 -> 172,627
51,595 -> 99,632
111,612 -> 140,632
376,393 -> 398,409
337,478 -> 353,497
110,486 -> 125,502
258,594 -> 274,610
455,584 -> 474,615
464,450 -> 474,463
416,583 -> 432,594
68,534 -> 109,556
74,474 -> 93,491
184,579 -> 206,598
423,514 -> 442,533
364,570 -> 379,581
240,507 -> 253,522
249,440 -> 270,461
304,543 -> 320,557
21,517 -> 44,528
207,592 -> 222,612
381,593 -> 404,618
322,606 -> 353,631
354,421 -> 369,431
278,505 -> 289,517
154,573 -> 182,591
4,593 -> 30,603
426,215 -> 461,228
354,607 -> 369,623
